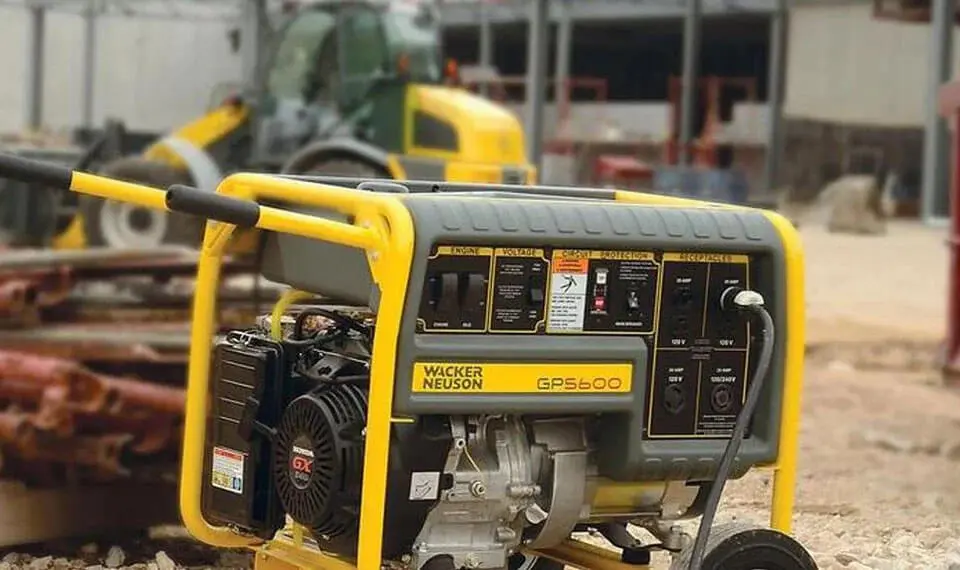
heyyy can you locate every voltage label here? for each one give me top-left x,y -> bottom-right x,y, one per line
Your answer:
411,362 -> 633,394
489,248 -> 548,333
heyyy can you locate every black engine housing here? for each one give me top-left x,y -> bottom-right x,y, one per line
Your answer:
201,323 -> 453,561
274,384 -> 368,554
273,387 -> 454,560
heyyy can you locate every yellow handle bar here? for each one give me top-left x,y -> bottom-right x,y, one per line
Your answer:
0,153 -> 382,251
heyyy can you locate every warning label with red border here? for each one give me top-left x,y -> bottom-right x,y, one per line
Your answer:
546,254 -> 589,332
211,446 -> 245,495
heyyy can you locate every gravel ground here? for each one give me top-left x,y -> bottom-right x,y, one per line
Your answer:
0,526 -> 249,570
1,220 -> 958,570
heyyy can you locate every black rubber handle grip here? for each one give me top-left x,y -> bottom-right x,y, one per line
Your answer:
165,184 -> 261,228
0,152 -> 73,189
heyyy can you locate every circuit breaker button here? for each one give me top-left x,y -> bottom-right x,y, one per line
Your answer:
593,296 -> 606,311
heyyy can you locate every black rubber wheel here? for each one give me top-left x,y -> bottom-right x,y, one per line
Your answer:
303,158 -> 386,180
80,156 -> 204,248
669,523 -> 818,570
507,553 -> 564,570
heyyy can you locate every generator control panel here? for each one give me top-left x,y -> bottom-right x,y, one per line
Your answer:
414,245 -> 758,441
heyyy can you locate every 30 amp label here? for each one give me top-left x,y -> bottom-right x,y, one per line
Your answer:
411,362 -> 633,393
211,446 -> 245,495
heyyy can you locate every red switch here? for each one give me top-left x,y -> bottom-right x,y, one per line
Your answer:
592,268 -> 609,313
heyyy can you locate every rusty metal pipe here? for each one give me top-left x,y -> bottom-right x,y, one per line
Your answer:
0,410 -> 134,476
0,350 -> 183,410
0,279 -> 39,315
0,351 -> 185,448
0,247 -> 260,487
99,375 -> 185,416
0,328 -> 193,349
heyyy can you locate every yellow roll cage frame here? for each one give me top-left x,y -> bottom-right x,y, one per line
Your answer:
4,157 -> 804,570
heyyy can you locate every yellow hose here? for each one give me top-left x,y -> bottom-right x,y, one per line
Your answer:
270,289 -> 315,340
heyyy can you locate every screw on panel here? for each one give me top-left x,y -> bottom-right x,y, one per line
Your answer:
470,480 -> 486,497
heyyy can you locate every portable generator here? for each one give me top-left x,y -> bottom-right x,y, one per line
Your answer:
0,153 -> 816,570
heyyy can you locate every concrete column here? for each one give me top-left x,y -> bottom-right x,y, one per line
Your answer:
555,0 -> 573,109
678,0 -> 702,165
525,0 -> 549,171
81,1 -> 97,129
762,0 -> 787,192
922,0 -> 955,222
240,0 -> 269,86
479,1 -> 493,97
25,3 -> 46,131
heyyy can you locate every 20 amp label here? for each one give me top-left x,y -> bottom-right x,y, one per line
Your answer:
411,362 -> 633,393
211,446 -> 245,495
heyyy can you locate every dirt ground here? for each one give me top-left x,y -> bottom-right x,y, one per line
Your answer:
2,220 -> 959,570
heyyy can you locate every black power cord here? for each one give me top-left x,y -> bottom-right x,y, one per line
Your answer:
687,287 -> 776,570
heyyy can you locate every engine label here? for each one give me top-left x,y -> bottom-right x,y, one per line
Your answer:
211,446 -> 244,495
290,441 -> 315,490
411,362 -> 633,393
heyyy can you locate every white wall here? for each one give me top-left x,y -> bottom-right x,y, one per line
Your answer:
785,0 -> 958,128
0,4 -> 244,135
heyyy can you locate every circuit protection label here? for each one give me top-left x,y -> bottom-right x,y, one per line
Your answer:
211,446 -> 245,495
546,249 -> 659,334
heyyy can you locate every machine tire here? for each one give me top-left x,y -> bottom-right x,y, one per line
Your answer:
303,157 -> 388,180
669,522 -> 818,570
507,553 -> 564,570
80,156 -> 204,248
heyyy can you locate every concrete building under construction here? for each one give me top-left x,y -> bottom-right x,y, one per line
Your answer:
438,0 -> 954,215
439,0 -> 782,199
